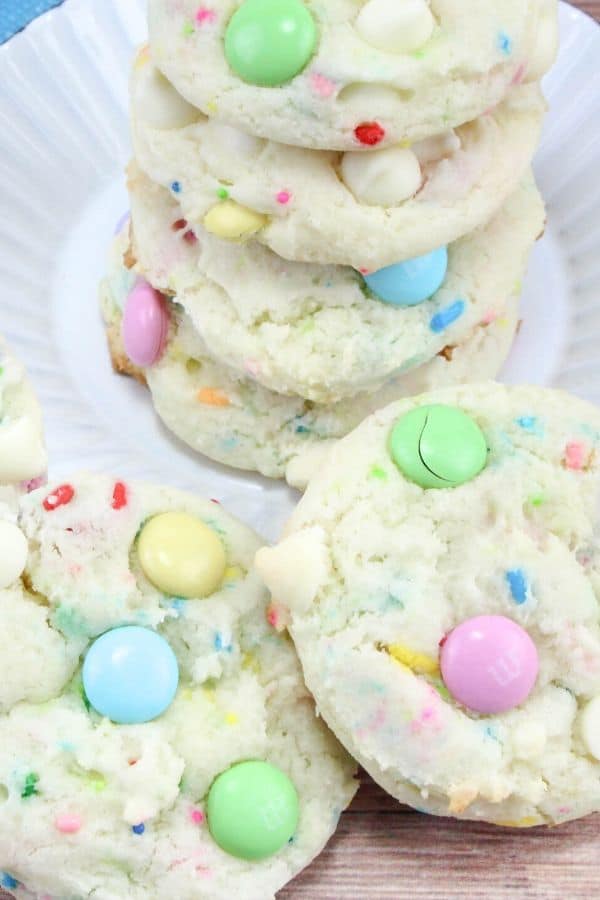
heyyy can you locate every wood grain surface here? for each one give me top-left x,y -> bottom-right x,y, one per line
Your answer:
1,2 -> 599,899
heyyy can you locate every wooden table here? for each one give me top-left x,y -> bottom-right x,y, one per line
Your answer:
284,2 -> 600,897
1,2 -> 598,899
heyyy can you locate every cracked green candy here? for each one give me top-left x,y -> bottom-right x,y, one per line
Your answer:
389,404 -> 488,489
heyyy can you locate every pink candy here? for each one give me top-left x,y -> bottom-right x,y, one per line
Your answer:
440,615 -> 538,714
55,814 -> 82,834
122,279 -> 170,368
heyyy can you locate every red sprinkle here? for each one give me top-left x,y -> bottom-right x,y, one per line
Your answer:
438,634 -> 448,648
172,218 -> 188,232
112,482 -> 128,510
183,229 -> 198,244
354,122 -> 385,146
43,484 -> 75,511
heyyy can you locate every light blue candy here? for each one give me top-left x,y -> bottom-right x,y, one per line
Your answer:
363,247 -> 448,306
82,626 -> 179,724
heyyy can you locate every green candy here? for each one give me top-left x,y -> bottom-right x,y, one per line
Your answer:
389,404 -> 488,489
224,0 -> 317,87
207,760 -> 299,860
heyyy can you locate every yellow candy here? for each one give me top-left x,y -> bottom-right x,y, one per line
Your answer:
203,200 -> 267,242
495,816 -> 541,828
138,511 -> 227,599
387,643 -> 440,676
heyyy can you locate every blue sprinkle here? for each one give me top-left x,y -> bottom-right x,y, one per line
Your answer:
485,725 -> 500,742
170,181 -> 182,194
221,436 -> 238,450
516,416 -> 537,430
429,300 -> 466,333
506,569 -> 528,605
132,823 -> 145,835
296,425 -> 310,434
498,31 -> 512,55
171,598 -> 187,616
1,874 -> 18,890
214,632 -> 233,653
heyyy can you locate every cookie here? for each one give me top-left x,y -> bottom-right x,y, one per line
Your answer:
0,337 -> 46,492
101,226 -> 520,481
132,53 -> 545,270
147,0 -> 557,150
127,164 -> 544,403
0,474 -> 356,898
256,383 -> 600,826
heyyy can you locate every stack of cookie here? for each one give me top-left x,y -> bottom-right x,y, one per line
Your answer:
101,0 -> 558,481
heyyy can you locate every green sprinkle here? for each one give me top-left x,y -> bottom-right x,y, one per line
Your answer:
53,605 -> 89,638
21,772 -> 39,799
216,187 -> 229,200
182,21 -> 195,36
80,682 -> 91,712
86,772 -> 107,792
529,495 -> 545,507
431,680 -> 451,701
369,465 -> 388,481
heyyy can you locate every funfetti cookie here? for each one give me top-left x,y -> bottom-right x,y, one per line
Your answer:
126,164 -> 544,404
131,54 -> 545,270
0,474 -> 356,899
256,384 -> 600,826
0,337 -> 46,494
147,0 -> 557,151
101,228 -> 520,480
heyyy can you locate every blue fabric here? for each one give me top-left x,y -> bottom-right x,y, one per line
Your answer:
0,0 -> 64,44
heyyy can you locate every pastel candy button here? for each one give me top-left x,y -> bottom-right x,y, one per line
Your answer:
0,520 -> 28,589
580,696 -> 600,760
440,615 -> 539,714
389,404 -> 488,489
138,511 -> 227,598
225,0 -> 317,87
82,626 -> 179,724
122,279 -> 169,367
203,200 -> 268,242
356,0 -> 435,54
363,247 -> 448,306
207,760 -> 299,860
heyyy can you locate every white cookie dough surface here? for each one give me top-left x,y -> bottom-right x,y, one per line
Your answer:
147,0 -> 557,150
0,338 -> 46,491
0,475 -> 357,899
256,384 -> 600,826
132,54 -> 545,270
128,165 -> 544,403
101,232 -> 520,480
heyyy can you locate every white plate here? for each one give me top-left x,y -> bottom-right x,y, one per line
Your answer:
0,0 -> 598,542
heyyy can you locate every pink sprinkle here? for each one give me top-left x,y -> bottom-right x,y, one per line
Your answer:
55,814 -> 82,834
276,191 -> 291,205
310,72 -> 336,98
244,359 -> 261,378
267,605 -> 279,628
195,7 -> 216,24
359,267 -> 371,275
183,229 -> 198,244
558,806 -> 571,815
191,808 -> 204,824
481,309 -> 498,326
210,498 -> 221,505
195,865 -> 212,878
565,441 -> 587,471
21,473 -> 47,493
511,63 -> 526,86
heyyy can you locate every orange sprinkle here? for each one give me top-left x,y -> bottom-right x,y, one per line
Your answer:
197,388 -> 230,407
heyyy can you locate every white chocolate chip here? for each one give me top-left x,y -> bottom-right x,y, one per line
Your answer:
255,527 -> 329,614
525,1 -> 559,82
511,722 -> 547,760
0,520 -> 28,589
356,0 -> 435,54
0,417 -> 46,483
413,130 -> 461,165
341,146 -> 422,206
137,64 -> 200,129
580,696 -> 600,760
